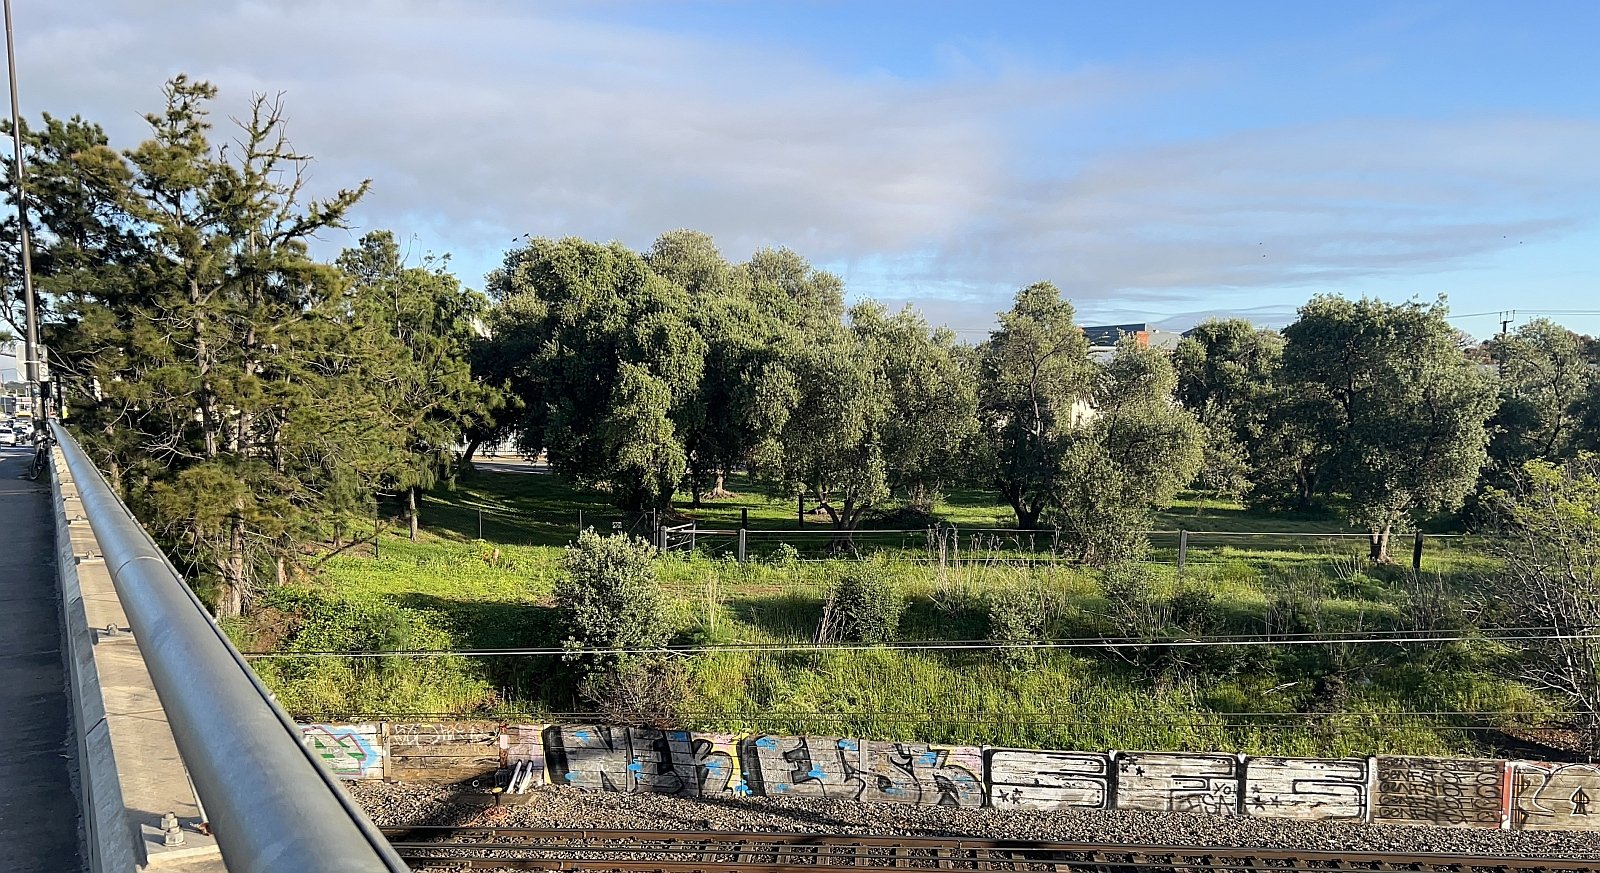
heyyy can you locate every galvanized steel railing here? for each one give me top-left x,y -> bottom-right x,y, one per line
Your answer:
51,423 -> 407,873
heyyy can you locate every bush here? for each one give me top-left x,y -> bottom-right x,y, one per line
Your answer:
579,657 -> 690,728
817,560 -> 904,644
1100,561 -> 1162,636
554,530 -> 670,670
232,587 -> 496,718
987,585 -> 1048,666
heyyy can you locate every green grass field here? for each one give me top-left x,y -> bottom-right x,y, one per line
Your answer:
234,465 -> 1548,757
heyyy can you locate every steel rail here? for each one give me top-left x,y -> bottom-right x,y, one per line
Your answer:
52,423 -> 408,873
382,827 -> 1600,873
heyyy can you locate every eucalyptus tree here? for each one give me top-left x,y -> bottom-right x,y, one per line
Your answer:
975,282 -> 1096,528
1278,295 -> 1496,561
485,237 -> 704,510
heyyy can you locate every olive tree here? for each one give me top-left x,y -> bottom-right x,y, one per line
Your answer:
1278,296 -> 1496,561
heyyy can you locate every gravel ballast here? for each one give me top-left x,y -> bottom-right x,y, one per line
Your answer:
348,780 -> 1600,860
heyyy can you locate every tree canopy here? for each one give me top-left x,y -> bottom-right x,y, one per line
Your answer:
1277,295 -> 1496,560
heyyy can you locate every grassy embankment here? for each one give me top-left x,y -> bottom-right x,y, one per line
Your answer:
234,465 -> 1547,757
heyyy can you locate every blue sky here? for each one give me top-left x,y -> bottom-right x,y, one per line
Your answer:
13,0 -> 1600,337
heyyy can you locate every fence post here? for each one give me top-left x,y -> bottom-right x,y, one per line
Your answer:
738,528 -> 747,564
797,494 -> 804,528
1412,530 -> 1424,573
1178,529 -> 1188,573
578,509 -> 583,533
477,509 -> 483,540
741,507 -> 749,529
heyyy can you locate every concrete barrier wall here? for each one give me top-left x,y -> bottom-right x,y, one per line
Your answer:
299,721 -> 1596,831
51,452 -> 139,872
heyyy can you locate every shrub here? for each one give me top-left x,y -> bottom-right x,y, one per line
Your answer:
554,530 -> 670,670
233,587 -> 496,718
1100,560 -> 1162,636
769,542 -> 800,566
817,560 -> 904,644
987,585 -> 1048,666
579,657 -> 690,728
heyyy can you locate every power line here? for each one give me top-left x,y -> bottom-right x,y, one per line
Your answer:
284,708 -> 1567,732
242,626 -> 1593,659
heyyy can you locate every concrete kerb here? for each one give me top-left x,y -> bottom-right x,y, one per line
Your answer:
52,448 -> 229,870
51,448 -> 139,872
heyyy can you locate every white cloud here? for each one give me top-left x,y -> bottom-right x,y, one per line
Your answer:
14,0 -> 1600,317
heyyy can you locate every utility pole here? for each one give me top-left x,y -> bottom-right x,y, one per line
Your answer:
1499,310 -> 1515,337
3,0 -> 42,431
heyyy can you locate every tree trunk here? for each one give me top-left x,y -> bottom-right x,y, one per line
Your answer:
1295,461 -> 1317,509
461,437 -> 481,467
1368,524 -> 1393,563
218,516 -> 247,618
1001,482 -> 1029,529
408,485 -> 420,542
1016,502 -> 1042,530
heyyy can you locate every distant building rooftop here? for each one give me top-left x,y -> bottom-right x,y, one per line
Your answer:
1081,323 -> 1184,352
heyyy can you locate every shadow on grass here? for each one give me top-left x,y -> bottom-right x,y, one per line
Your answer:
898,595 -> 989,641
393,592 -> 562,650
389,592 -> 592,713
722,592 -> 821,642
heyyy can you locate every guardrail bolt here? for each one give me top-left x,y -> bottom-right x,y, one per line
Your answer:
161,812 -> 185,847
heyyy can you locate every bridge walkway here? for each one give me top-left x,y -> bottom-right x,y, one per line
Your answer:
0,445 -> 85,872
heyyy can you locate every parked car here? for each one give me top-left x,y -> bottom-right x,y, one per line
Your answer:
0,426 -> 15,447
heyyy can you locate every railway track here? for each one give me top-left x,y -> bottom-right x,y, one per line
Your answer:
383,826 -> 1600,872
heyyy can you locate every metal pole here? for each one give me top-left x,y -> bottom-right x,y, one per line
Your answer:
477,508 -> 483,540
4,0 -> 43,432
1412,530 -> 1424,573
1178,529 -> 1188,573
52,424 -> 407,873
737,528 -> 747,564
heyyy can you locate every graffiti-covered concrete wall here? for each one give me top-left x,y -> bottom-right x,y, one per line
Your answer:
302,723 -> 384,779
299,721 -> 1600,832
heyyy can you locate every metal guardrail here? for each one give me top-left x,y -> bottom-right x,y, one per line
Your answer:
51,423 -> 408,873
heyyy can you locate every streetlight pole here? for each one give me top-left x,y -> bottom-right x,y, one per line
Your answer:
3,0 -> 42,430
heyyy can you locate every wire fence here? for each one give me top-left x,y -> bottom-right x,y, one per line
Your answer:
392,497 -> 1494,576
655,523 -> 1492,573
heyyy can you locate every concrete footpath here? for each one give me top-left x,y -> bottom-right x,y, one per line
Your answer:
0,445 -> 86,872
